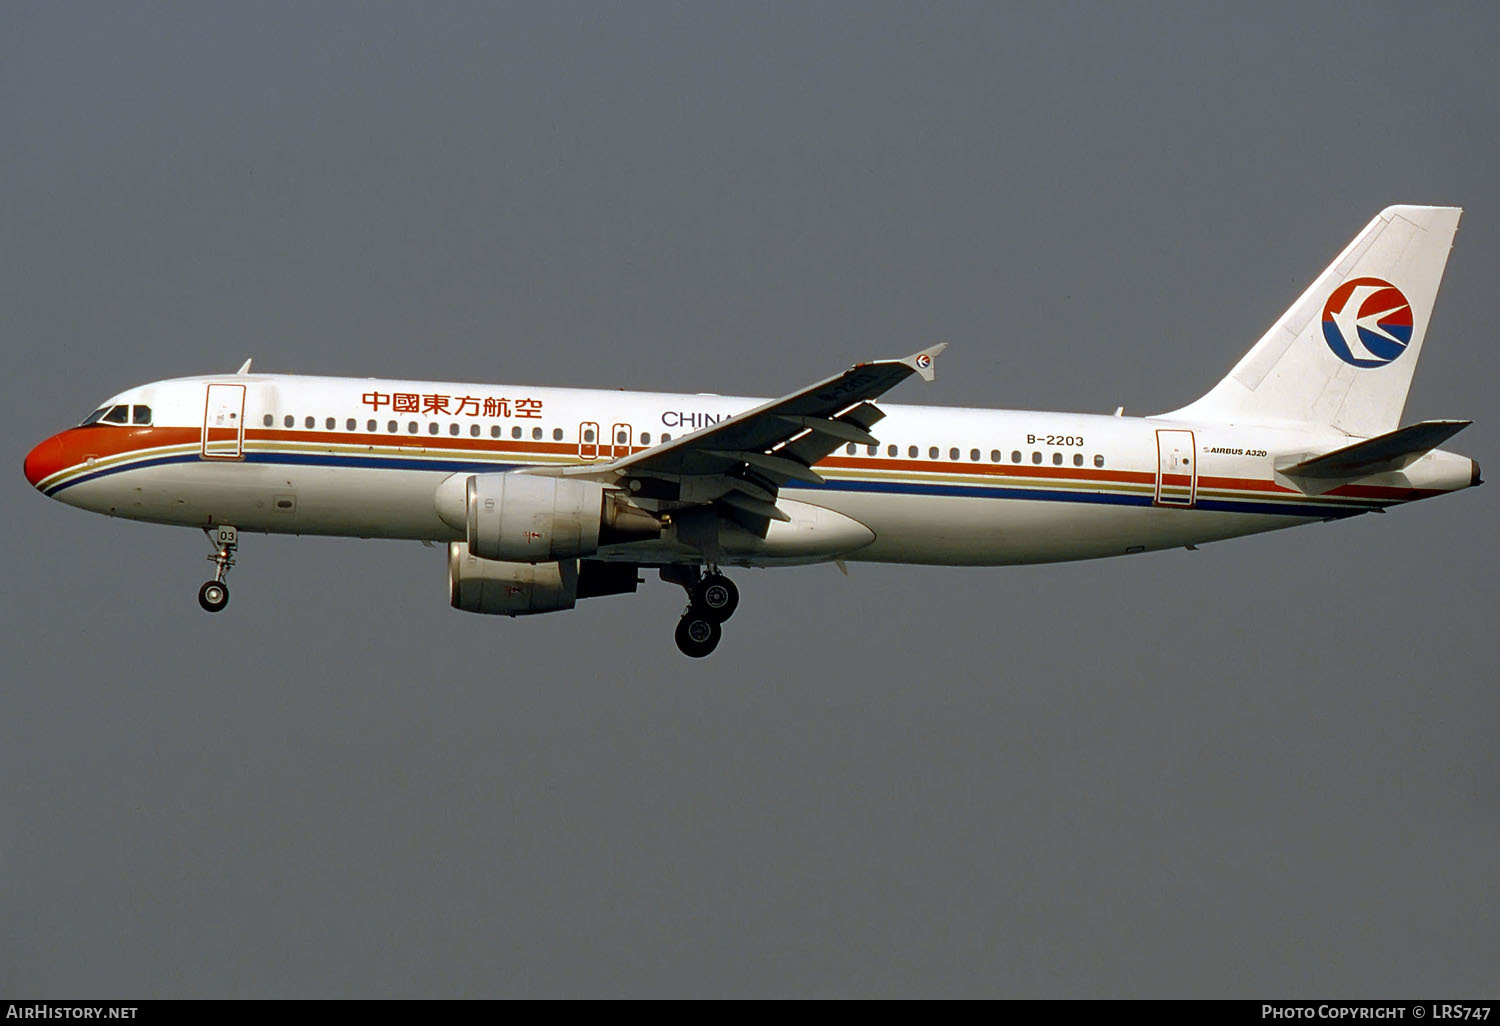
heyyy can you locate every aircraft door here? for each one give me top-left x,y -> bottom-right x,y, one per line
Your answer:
1155,429 -> 1196,507
201,383 -> 246,459
611,423 -> 632,459
579,422 -> 600,460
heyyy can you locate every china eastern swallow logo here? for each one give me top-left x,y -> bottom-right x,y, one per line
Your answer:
915,354 -> 932,370
1321,277 -> 1414,368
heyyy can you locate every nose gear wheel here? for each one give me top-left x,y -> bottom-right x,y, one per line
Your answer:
198,525 -> 238,613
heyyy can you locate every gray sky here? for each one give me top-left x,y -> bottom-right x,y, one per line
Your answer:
3,1 -> 1496,998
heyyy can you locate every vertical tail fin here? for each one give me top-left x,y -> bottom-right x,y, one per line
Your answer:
1168,205 -> 1462,436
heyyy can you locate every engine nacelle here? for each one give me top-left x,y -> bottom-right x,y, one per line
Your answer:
448,542 -> 578,616
468,474 -> 601,562
435,472 -> 662,564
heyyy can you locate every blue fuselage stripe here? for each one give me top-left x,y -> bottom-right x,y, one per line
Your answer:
45,453 -> 201,495
245,451 -> 522,475
43,449 -> 1375,519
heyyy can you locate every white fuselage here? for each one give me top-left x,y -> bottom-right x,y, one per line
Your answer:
28,372 -> 1476,568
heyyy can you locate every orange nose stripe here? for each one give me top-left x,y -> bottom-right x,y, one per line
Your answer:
24,435 -> 67,489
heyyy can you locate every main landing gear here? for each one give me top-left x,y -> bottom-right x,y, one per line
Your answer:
664,566 -> 739,658
198,525 -> 238,613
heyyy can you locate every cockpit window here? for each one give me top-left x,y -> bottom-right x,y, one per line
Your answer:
81,403 -> 149,426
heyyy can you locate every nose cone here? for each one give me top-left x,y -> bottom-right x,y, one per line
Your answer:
24,434 -> 66,490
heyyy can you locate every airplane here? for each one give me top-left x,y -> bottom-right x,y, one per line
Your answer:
23,205 -> 1480,657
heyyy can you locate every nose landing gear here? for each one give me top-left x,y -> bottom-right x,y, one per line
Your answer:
198,525 -> 238,613
198,579 -> 229,612
665,567 -> 739,657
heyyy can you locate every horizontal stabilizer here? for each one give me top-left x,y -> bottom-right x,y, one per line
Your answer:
1276,419 -> 1470,490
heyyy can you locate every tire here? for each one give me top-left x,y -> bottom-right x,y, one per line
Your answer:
674,612 -> 722,657
691,574 -> 739,622
198,580 -> 229,613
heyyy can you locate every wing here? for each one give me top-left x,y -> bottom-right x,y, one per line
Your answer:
557,343 -> 947,534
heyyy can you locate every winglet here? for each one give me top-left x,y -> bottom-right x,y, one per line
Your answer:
901,342 -> 947,383
236,358 -> 254,375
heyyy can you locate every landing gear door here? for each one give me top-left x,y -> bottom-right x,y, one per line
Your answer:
202,383 -> 246,459
1155,429 -> 1196,507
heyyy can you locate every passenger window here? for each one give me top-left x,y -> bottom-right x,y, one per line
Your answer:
661,433 -> 671,442
1094,454 -> 1105,468
325,417 -> 335,429
490,426 -> 501,438
990,450 -> 1000,462
1073,453 -> 1083,466
970,448 -> 980,461
305,416 -> 315,429
387,420 -> 397,432
449,424 -> 460,436
408,421 -> 419,434
1052,452 -> 1063,465
866,444 -> 878,456
283,415 -> 294,428
888,445 -> 898,457
346,418 -> 356,430
929,446 -> 939,459
263,414 -> 274,427
469,424 -> 480,437
367,419 -> 377,431
618,431 -> 629,445
949,447 -> 960,460
532,427 -> 542,440
585,429 -> 596,442
428,422 -> 439,435
908,446 -> 918,458
554,428 -> 564,441
846,443 -> 856,455
133,405 -> 152,425
640,432 -> 651,445
1032,452 -> 1042,464
511,426 -> 522,439
1011,450 -> 1021,463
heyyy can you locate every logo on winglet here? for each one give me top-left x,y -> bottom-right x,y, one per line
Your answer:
1322,277 -> 1413,368
915,354 -> 932,370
